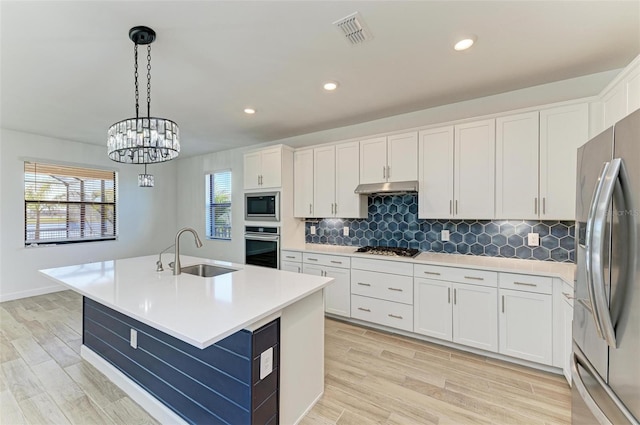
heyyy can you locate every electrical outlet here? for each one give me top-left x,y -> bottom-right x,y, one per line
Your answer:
260,347 -> 273,380
441,230 -> 450,241
310,225 -> 316,235
527,233 -> 540,246
130,329 -> 137,349
343,226 -> 349,236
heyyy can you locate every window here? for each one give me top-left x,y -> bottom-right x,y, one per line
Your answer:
24,162 -> 117,245
206,170 -> 232,240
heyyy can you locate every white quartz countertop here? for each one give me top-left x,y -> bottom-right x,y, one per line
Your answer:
40,255 -> 334,349
283,244 -> 576,286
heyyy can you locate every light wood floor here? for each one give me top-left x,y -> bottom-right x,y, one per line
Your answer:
1,291 -> 570,424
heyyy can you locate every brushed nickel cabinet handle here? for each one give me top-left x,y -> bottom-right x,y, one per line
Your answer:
543,197 -> 546,214
388,314 -> 403,319
307,258 -> 318,261
534,198 -> 538,215
309,204 -> 312,214
334,203 -> 337,215
423,271 -> 441,276
330,260 -> 343,264
285,255 -> 296,259
383,166 -> 386,179
454,288 -> 457,305
448,287 -> 451,304
388,287 -> 403,292
449,200 -> 452,214
297,266 -> 301,273
387,165 -> 390,179
455,200 -> 458,215
357,282 -> 371,286
502,295 -> 505,313
513,281 -> 537,287
464,276 -> 484,281
358,307 -> 371,312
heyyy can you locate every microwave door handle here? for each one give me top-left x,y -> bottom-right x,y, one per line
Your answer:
585,161 -> 610,340
591,158 -> 622,348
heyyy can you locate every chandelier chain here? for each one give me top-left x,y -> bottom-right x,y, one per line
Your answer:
146,45 -> 151,119
134,44 -> 139,119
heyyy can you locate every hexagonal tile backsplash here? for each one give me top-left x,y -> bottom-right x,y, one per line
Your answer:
305,194 -> 575,262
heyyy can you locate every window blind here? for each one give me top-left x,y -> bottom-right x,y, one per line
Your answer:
24,162 -> 117,244
206,170 -> 232,240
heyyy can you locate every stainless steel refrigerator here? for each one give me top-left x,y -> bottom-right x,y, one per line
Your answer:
573,108 -> 639,424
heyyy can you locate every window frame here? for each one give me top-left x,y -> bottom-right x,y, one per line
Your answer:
24,161 -> 118,246
205,169 -> 232,241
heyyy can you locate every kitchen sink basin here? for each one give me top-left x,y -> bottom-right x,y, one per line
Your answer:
181,264 -> 236,278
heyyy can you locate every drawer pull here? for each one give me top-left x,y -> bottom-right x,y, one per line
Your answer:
513,281 -> 537,287
358,307 -> 371,312
330,260 -> 343,264
285,256 -> 296,259
423,271 -> 441,276
502,295 -> 505,313
357,282 -> 371,286
307,258 -> 318,261
448,287 -> 451,304
464,276 -> 484,281
563,292 -> 575,300
388,287 -> 403,292
388,314 -> 403,319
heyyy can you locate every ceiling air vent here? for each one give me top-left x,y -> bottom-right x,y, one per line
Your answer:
333,12 -> 373,45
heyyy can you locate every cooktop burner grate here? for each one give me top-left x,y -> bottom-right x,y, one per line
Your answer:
355,246 -> 420,258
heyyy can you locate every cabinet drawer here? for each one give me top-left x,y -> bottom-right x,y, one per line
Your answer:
562,281 -> 574,307
281,251 -> 302,262
302,253 -> 350,269
499,273 -> 552,295
414,264 -> 498,287
351,257 -> 413,276
351,270 -> 413,305
351,295 -> 413,332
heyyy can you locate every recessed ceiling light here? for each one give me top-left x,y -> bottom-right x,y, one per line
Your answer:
454,37 -> 476,51
323,81 -> 339,91
244,108 -> 256,114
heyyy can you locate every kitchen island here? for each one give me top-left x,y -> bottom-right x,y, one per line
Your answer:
40,255 -> 334,425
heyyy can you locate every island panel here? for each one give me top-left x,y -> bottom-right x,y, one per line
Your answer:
83,297 -> 279,424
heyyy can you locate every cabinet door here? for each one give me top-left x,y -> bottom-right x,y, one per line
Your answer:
562,299 -> 573,384
499,289 -> 553,365
495,112 -> 540,219
539,103 -> 588,220
414,278 -> 453,341
359,137 -> 388,184
452,283 -> 498,352
259,147 -> 282,188
454,119 -> 496,219
324,267 -> 351,318
294,150 -> 314,217
313,146 -> 336,217
387,132 -> 418,182
243,151 -> 262,189
335,141 -> 366,218
418,126 -> 454,219
281,261 -> 302,273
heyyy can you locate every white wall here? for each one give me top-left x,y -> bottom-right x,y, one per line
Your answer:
0,129 -> 177,301
176,148 -> 247,263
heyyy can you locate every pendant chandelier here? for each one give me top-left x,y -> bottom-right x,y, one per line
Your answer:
107,26 -> 180,187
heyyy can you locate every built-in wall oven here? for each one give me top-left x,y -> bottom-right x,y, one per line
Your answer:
245,192 -> 280,222
244,226 -> 280,269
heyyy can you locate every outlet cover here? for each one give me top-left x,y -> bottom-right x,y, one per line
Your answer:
260,347 -> 273,379
343,226 -> 349,236
527,233 -> 540,246
441,230 -> 450,241
310,225 -> 316,235
130,329 -> 137,349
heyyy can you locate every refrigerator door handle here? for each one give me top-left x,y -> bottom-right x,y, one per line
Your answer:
591,158 -> 622,348
585,162 -> 610,340
572,345 -> 639,425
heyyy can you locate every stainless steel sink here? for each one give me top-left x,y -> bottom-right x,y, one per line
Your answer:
180,264 -> 236,278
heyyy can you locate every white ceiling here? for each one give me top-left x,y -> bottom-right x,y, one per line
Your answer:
1,1 -> 639,157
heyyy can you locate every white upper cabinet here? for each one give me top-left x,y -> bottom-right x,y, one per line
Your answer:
495,111 -> 540,219
418,126 -> 455,218
418,120 -> 495,220
602,56 -> 640,128
360,132 -> 418,184
294,141 -> 366,219
293,149 -> 314,217
455,119 -> 496,219
539,103 -> 588,220
313,145 -> 336,218
243,146 -> 282,189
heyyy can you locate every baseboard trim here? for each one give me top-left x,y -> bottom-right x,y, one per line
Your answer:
293,390 -> 324,425
81,345 -> 188,425
0,285 -> 65,302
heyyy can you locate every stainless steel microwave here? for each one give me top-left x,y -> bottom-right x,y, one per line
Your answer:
244,192 -> 280,221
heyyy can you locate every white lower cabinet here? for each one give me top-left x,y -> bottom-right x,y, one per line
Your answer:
351,294 -> 413,332
499,288 -> 553,364
561,284 -> 574,384
414,278 -> 453,340
301,253 -> 351,318
281,261 -> 301,273
453,283 -> 498,352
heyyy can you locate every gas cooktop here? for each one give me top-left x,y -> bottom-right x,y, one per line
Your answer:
355,246 -> 420,258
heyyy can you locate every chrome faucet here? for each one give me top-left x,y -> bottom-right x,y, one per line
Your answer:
173,227 -> 203,275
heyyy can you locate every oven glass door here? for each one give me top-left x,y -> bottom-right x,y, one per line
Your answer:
245,235 -> 279,269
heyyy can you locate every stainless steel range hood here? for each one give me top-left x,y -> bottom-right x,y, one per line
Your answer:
354,181 -> 419,195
